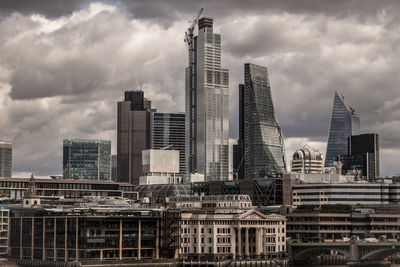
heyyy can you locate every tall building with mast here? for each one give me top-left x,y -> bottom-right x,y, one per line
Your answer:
185,14 -> 229,181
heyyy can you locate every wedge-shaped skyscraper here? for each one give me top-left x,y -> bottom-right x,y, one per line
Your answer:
239,63 -> 286,179
325,91 -> 360,166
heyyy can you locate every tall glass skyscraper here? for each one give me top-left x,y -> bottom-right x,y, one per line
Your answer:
151,112 -> 186,175
325,91 -> 360,166
0,142 -> 12,178
185,17 -> 229,181
239,63 -> 287,179
63,139 -> 111,180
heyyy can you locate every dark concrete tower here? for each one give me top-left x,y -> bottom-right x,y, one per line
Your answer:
117,91 -> 153,185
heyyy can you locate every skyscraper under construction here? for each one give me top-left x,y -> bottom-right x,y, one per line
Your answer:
185,15 -> 229,181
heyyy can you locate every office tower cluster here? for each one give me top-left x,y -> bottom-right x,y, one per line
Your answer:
0,142 -> 12,178
110,15 -> 290,185
57,10 -> 380,186
63,139 -> 111,180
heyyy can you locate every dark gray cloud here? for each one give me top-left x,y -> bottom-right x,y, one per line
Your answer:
0,1 -> 399,177
0,0 -> 85,17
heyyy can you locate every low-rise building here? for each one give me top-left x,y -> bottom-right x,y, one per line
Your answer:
173,195 -> 286,261
292,145 -> 324,174
292,182 -> 394,206
139,149 -> 183,185
0,177 -> 137,200
8,205 -> 179,263
286,205 -> 400,242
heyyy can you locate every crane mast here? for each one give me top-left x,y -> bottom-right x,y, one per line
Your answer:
184,8 -> 203,50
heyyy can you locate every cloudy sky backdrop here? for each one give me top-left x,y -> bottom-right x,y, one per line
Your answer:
0,0 -> 399,177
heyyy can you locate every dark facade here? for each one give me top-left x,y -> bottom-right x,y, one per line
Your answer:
63,139 -> 111,181
9,208 -> 171,262
325,91 -> 360,166
0,142 -> 12,178
340,133 -> 379,180
232,143 -> 241,180
117,91 -> 153,185
239,63 -> 286,179
0,177 -> 137,199
151,113 -> 186,176
111,155 -> 117,181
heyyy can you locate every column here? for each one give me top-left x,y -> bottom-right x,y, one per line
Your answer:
155,219 -> 159,260
231,226 -> 236,259
245,228 -> 249,257
237,227 -> 242,258
138,219 -> 141,260
119,218 -> 122,260
255,228 -> 261,256
31,218 -> 34,260
54,218 -> 57,261
19,218 -> 22,260
65,217 -> 68,262
76,217 -> 79,262
43,218 -> 46,261
262,228 -> 266,256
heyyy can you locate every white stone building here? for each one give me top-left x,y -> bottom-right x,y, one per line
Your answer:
174,195 -> 286,260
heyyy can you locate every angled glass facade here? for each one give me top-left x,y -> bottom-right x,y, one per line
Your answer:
240,63 -> 286,179
151,112 -> 186,175
325,91 -> 360,166
63,139 -> 111,180
185,17 -> 229,181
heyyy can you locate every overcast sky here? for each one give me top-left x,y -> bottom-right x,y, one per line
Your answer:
0,0 -> 399,177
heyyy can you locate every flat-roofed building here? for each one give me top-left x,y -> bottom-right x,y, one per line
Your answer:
63,139 -> 111,180
0,177 -> 137,200
287,205 -> 400,242
0,142 -> 12,178
139,149 -> 183,185
9,206 -> 171,263
292,182 -> 391,206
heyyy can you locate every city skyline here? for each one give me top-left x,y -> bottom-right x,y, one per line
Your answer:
0,1 -> 399,177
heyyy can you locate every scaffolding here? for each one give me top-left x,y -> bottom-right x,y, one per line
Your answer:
159,209 -> 181,259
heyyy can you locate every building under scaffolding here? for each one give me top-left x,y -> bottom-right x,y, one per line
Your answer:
191,178 -> 284,206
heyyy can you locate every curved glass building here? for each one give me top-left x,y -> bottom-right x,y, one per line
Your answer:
325,91 -> 360,166
239,63 -> 286,179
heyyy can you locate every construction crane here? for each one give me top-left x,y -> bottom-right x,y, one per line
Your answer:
233,157 -> 244,180
161,144 -> 173,150
184,8 -> 203,49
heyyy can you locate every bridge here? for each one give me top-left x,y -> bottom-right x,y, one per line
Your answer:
288,242 -> 400,263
